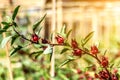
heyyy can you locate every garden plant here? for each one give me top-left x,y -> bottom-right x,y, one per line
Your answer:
0,5 -> 120,80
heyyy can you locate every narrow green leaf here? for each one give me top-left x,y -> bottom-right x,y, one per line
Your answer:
33,13 -> 47,31
11,34 -> 19,45
0,29 -> 6,34
82,31 -> 94,46
35,51 -> 43,59
3,25 -> 10,30
50,52 -> 52,62
59,56 -> 75,67
12,5 -> 20,21
30,50 -> 43,57
84,31 -> 94,42
1,36 -> 12,48
1,22 -> 10,25
59,59 -> 72,68
60,24 -> 66,34
10,45 -> 22,56
29,50 -> 43,59
66,29 -> 72,38
37,27 -> 42,35
110,63 -> 114,68
60,48 -> 69,54
60,25 -> 66,37
103,50 -> 107,56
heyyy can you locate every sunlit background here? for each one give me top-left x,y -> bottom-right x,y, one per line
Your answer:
0,0 -> 120,79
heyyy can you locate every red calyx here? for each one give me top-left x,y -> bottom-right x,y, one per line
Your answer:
101,56 -> 109,68
42,39 -> 49,44
91,45 -> 99,55
71,39 -> 78,49
111,74 -> 118,80
55,35 -> 64,44
73,48 -> 82,56
32,34 -> 39,43
99,70 -> 109,79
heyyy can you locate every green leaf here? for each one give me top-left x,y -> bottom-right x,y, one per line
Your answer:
1,36 -> 12,48
59,56 -> 75,67
36,27 -> 42,35
1,22 -> 10,25
11,34 -> 19,45
29,50 -> 43,59
3,25 -> 10,30
30,50 -> 43,57
33,13 -> 47,31
66,29 -> 72,38
12,5 -> 20,21
10,45 -> 22,56
50,52 -> 52,61
60,48 -> 69,54
60,24 -> 66,38
103,50 -> 107,56
0,29 -> 6,34
60,24 -> 66,34
82,31 -> 94,46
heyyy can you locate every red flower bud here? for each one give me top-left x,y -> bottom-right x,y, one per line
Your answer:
91,45 -> 99,54
94,73 -> 99,78
55,35 -> 64,44
32,34 -> 39,43
42,39 -> 49,44
99,70 -> 109,79
73,48 -> 82,56
71,39 -> 78,49
101,56 -> 109,68
112,74 -> 118,80
77,69 -> 82,74
113,69 -> 118,74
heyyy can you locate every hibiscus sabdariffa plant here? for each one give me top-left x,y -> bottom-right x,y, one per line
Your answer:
0,5 -> 120,80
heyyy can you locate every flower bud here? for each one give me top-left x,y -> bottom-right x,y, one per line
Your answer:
55,35 -> 64,44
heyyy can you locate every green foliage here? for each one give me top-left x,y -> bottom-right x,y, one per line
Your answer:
12,5 -> 20,21
60,48 -> 70,54
60,24 -> 67,38
1,36 -> 12,48
33,13 -> 46,32
66,29 -> 72,38
10,45 -> 22,56
0,29 -> 6,34
30,50 -> 43,59
11,34 -> 19,45
59,56 -> 75,68
82,31 -> 94,47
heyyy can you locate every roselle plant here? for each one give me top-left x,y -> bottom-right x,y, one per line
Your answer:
0,5 -> 120,80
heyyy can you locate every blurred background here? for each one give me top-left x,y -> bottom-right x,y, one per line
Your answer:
0,0 -> 120,80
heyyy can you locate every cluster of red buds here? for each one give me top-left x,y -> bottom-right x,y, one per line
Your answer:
71,39 -> 82,56
101,56 -> 109,68
94,69 -> 118,80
